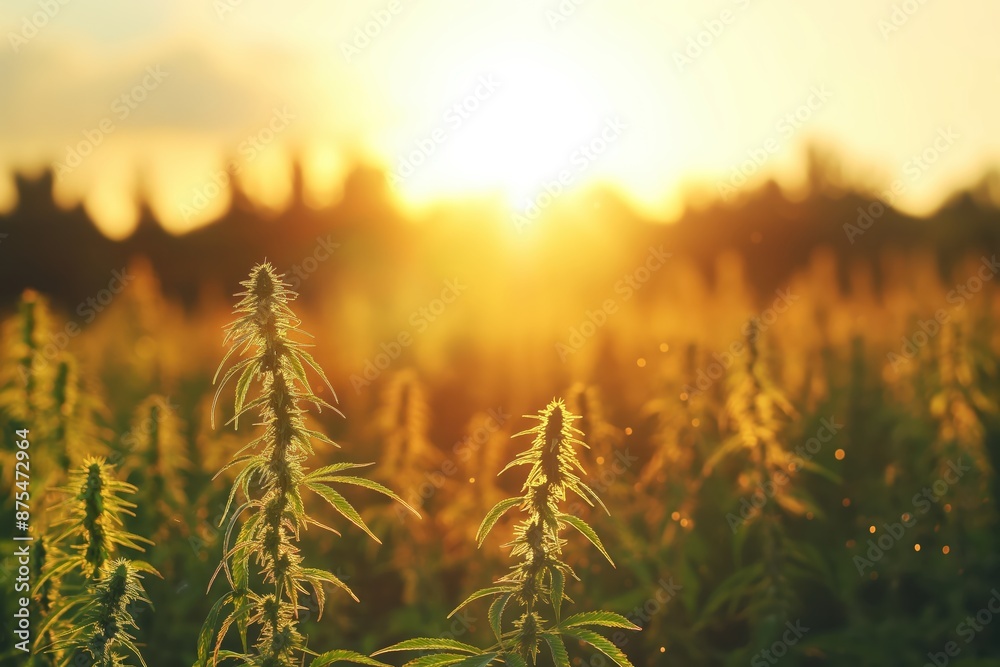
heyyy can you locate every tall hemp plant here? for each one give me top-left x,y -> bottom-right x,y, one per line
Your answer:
375,398 -> 639,667
197,262 -> 419,667
36,457 -> 157,667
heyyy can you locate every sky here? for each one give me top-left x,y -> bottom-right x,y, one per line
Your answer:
1,0 -> 998,237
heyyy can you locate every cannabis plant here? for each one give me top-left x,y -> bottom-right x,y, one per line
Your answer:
42,457 -> 151,583
701,324 -> 829,653
125,394 -> 190,541
198,262 -> 417,667
35,457 -> 155,664
49,558 -> 157,667
375,398 -> 639,667
0,290 -> 52,428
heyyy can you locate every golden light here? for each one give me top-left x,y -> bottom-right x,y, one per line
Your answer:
382,45 -> 616,208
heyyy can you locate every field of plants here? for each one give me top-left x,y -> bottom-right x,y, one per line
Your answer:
2,237 -> 1000,667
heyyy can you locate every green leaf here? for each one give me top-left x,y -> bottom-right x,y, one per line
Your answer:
304,462 -> 375,480
449,586 -> 514,618
450,653 -> 497,667
562,629 -> 635,667
305,480 -> 381,543
311,650 -> 392,667
543,634 -> 570,667
559,513 -> 615,567
233,359 -> 259,425
503,653 -> 528,667
195,593 -> 232,667
559,612 -> 640,631
302,566 -> 358,603
374,638 -> 483,656
402,655 -> 470,667
296,348 -> 338,403
489,592 -> 512,641
323,475 -> 421,518
476,498 -> 521,546
550,567 -> 565,621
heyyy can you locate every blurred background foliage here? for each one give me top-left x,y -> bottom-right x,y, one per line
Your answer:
1,157 -> 1000,667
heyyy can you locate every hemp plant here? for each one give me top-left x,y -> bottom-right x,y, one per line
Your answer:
701,323 -> 829,653
42,457 -> 151,583
375,399 -> 639,667
50,558 -> 158,667
35,457 -> 156,665
198,263 -> 418,667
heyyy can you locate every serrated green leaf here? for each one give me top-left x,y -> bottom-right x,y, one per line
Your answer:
543,634 -> 570,667
402,654 -> 470,667
448,586 -> 514,618
324,475 -> 420,518
302,566 -> 358,603
550,567 -> 565,621
562,629 -> 635,667
450,653 -> 497,667
311,650 -> 391,667
476,498 -> 521,546
489,592 -> 512,641
560,611 -> 640,631
373,638 -> 483,656
305,481 -> 381,543
559,513 -> 615,567
502,654 -> 527,667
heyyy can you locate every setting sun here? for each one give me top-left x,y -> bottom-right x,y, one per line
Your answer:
381,46 -> 614,207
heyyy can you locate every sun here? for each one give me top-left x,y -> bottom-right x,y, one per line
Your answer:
383,46 -> 613,208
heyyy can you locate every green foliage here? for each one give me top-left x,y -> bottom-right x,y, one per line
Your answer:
375,399 -> 639,667
32,458 -> 155,665
699,327 -> 831,654
44,457 -> 151,582
50,558 -> 158,667
198,262 -> 417,667
125,394 -> 190,539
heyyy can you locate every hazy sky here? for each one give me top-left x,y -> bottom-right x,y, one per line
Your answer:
1,0 -> 998,236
